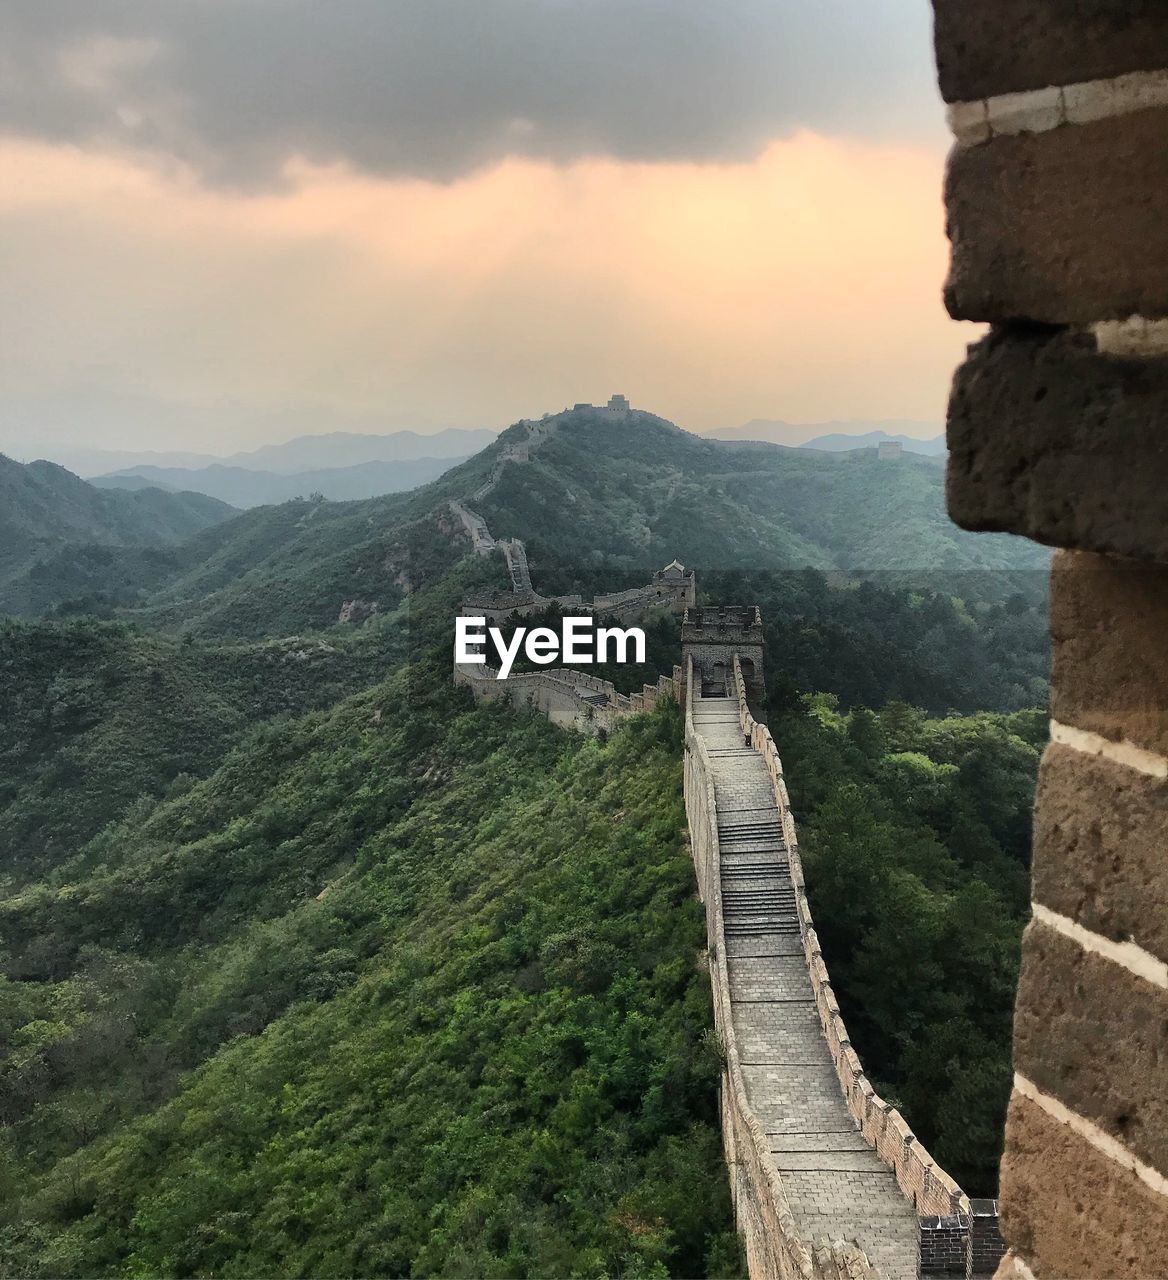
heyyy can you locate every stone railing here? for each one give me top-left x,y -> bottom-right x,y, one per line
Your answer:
730,657 -> 982,1263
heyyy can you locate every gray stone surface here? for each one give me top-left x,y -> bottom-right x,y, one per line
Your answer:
692,691 -> 920,1280
947,328 -> 1168,562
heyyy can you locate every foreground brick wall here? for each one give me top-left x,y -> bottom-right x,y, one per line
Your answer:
931,5 -> 1168,1276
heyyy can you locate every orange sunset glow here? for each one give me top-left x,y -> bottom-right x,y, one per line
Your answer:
0,2 -> 962,455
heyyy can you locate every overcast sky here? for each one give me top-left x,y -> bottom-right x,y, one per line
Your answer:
0,1 -> 964,457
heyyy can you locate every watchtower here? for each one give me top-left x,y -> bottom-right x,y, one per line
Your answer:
681,605 -> 765,700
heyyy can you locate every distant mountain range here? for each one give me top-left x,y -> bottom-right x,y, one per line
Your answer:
800,430 -> 946,456
709,419 -> 944,453
93,456 -> 471,509
213,427 -> 496,474
6,427 -> 496,480
0,427 -> 496,511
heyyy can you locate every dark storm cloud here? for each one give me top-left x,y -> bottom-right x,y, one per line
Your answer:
0,1 -> 938,185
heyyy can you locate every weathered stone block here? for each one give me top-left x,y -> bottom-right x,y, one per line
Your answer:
1013,920 -> 1168,1176
1035,743 -> 1168,962
946,327 -> 1168,560
1051,550 -> 1168,754
932,1 -> 1168,103
944,108 -> 1168,323
999,1090 -> 1168,1278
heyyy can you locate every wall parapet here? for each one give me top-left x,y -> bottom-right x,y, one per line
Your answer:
729,656 -> 976,1236
454,661 -> 679,734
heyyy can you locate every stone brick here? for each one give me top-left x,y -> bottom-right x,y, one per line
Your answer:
1050,550 -> 1168,755
944,108 -> 1168,323
1034,744 -> 1168,962
946,327 -> 1168,560
999,1091 -> 1168,1279
932,1 -> 1168,103
1013,920 -> 1168,1177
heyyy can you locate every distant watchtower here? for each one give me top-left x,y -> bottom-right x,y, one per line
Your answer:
682,605 -> 765,700
607,393 -> 631,412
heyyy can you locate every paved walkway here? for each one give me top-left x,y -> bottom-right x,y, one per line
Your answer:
692,688 -> 920,1280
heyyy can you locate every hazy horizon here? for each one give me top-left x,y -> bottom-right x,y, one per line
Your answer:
0,2 -> 971,458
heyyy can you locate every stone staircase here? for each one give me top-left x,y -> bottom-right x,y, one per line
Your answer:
691,690 -> 921,1280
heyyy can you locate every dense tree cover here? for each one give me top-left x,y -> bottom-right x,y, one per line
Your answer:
0,678 -> 740,1278
0,556 -> 507,889
703,567 -> 1049,715
772,692 -> 1041,1194
470,562 -> 1047,716
475,552 -> 1045,1195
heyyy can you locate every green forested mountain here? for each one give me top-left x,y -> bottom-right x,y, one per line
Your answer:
478,411 -> 1043,577
0,456 -> 235,616
0,407 -> 1047,1274
1,678 -> 737,1278
0,619 -> 403,890
7,408 -> 1045,638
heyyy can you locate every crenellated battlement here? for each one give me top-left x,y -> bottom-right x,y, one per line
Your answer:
682,605 -> 765,701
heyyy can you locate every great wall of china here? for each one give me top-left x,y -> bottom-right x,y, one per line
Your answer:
447,410 -> 1006,1279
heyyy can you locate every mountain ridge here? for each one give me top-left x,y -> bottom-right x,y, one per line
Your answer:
7,426 -> 498,479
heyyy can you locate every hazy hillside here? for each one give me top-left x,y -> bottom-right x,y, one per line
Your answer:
0,456 -> 234,615
230,427 -> 495,472
14,427 -> 498,480
93,456 -> 468,508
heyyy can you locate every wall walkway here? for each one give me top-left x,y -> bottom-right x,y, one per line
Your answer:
691,685 -> 920,1279
686,655 -> 977,1280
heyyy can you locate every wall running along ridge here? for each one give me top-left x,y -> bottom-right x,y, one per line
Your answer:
930,4 -> 1168,1275
448,420 -> 993,1273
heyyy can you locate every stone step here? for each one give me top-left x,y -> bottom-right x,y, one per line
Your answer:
724,922 -> 802,937
766,1130 -> 868,1153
